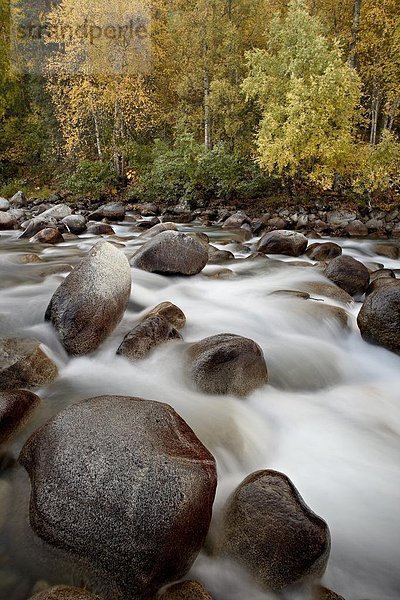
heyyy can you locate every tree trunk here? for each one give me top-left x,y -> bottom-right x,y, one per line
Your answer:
349,0 -> 362,69
92,110 -> 103,161
387,97 -> 399,131
370,90 -> 380,146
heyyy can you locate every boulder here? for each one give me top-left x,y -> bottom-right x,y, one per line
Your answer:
30,228 -> 64,245
187,334 -> 268,397
0,198 -> 10,211
374,243 -> 400,260
366,273 -> 398,296
0,390 -> 40,445
216,470 -> 330,591
117,315 -> 182,360
86,222 -> 115,235
158,581 -> 213,600
89,203 -> 125,222
267,217 -> 287,231
29,586 -> 102,600
222,212 -> 250,229
0,212 -> 16,230
20,396 -> 217,599
62,215 -> 87,234
132,231 -> 208,276
9,190 -> 27,207
325,256 -> 369,297
19,216 -> 59,238
298,282 -> 353,304
344,220 -> 368,237
258,230 -> 308,257
138,222 -> 178,239
208,246 -> 234,263
40,205 -> 72,220
144,302 -> 186,330
357,283 -> 400,354
45,241 -> 131,355
306,242 -> 342,261
0,338 -> 58,391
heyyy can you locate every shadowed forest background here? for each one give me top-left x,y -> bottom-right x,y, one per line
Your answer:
0,0 -> 399,206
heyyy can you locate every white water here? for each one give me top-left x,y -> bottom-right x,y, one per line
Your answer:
0,223 -> 399,600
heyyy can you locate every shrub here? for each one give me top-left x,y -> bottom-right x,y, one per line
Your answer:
66,160 -> 118,196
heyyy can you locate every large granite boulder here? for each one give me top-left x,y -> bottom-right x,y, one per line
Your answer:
357,283 -> 400,354
0,390 -> 40,444
132,231 -> 208,275
187,334 -> 268,397
258,230 -> 308,257
20,396 -> 217,599
29,586 -> 101,600
325,256 -> 369,297
89,203 -> 126,222
117,315 -> 182,360
62,215 -> 87,235
45,241 -> 131,355
0,338 -> 58,391
216,470 -> 330,591
144,302 -> 186,330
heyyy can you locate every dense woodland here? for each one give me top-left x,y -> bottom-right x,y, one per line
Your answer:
0,0 -> 399,205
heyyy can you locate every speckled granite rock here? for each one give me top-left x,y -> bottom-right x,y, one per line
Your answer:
216,470 -> 330,591
0,338 -> 58,391
0,390 -> 40,444
29,586 -> 102,600
157,580 -> 214,600
144,302 -> 186,330
325,256 -> 369,297
45,241 -> 131,355
20,396 -> 217,599
117,315 -> 182,360
258,230 -> 308,257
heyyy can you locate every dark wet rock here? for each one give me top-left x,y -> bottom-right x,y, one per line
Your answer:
30,228 -> 64,245
187,334 -> 268,397
132,231 -> 208,276
0,212 -> 16,230
0,390 -> 40,445
222,211 -> 250,229
20,395 -> 217,600
45,241 -> 131,355
357,283 -> 400,354
145,302 -> 186,330
325,256 -> 369,297
40,205 -> 72,220
29,586 -> 102,600
0,198 -> 10,211
117,315 -> 182,360
306,243 -> 342,261
313,585 -> 345,600
208,245 -> 235,263
345,220 -> 368,237
370,268 -> 396,282
138,203 -> 158,216
19,216 -> 59,238
0,338 -> 58,391
136,217 -> 160,229
258,230 -> 308,257
89,203 -> 125,221
138,222 -> 177,239
216,470 -> 330,591
374,243 -> 400,260
158,581 -> 213,600
62,215 -> 87,235
9,191 -> 27,207
366,274 -> 398,296
86,222 -> 115,235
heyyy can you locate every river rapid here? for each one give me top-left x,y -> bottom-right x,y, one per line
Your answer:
0,218 -> 399,600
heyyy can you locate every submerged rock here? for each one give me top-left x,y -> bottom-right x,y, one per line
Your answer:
158,581 -> 213,600
144,302 -> 186,330
258,230 -> 308,257
117,315 -> 182,360
30,228 -> 64,245
0,338 -> 58,391
216,470 -> 330,591
29,586 -> 102,600
357,283 -> 400,354
0,390 -> 40,445
45,241 -> 131,355
132,231 -> 208,275
20,396 -> 217,599
325,256 -> 369,297
306,242 -> 342,261
298,282 -> 353,304
187,334 -> 268,397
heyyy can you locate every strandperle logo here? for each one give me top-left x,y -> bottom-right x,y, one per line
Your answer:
9,0 -> 152,75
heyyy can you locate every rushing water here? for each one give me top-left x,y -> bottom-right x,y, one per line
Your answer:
0,218 -> 399,600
